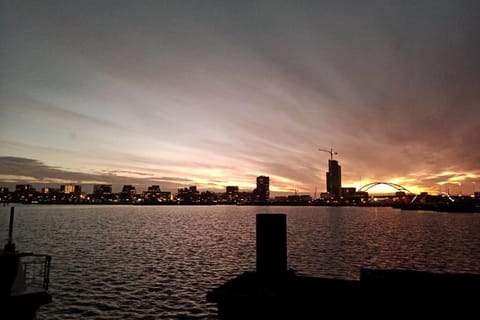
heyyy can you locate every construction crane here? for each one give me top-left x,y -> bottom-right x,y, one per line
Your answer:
318,148 -> 338,160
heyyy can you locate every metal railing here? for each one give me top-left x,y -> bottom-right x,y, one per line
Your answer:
19,253 -> 51,291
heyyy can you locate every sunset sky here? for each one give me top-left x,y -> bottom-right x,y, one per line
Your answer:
1,1 -> 479,195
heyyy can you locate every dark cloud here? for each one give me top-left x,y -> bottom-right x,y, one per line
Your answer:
0,157 -> 193,192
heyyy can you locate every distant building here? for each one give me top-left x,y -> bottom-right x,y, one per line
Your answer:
159,192 -> 172,201
61,184 -> 80,194
273,196 -> 288,203
341,187 -> 356,194
237,191 -> 253,204
143,185 -> 171,203
320,192 -> 333,199
143,185 -> 172,203
200,191 -> 218,203
147,185 -> 161,192
341,187 -> 368,204
254,176 -> 270,202
326,160 -> 341,198
272,194 -> 312,205
226,186 -> 239,194
121,185 -> 136,195
177,186 -> 199,203
0,187 -> 9,202
226,186 -> 239,203
93,184 -> 112,194
41,186 -> 61,194
287,195 -> 312,204
118,185 -> 136,202
15,184 -> 33,192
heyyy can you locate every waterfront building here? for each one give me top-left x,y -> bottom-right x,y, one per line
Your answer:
15,184 -> 33,192
200,191 -> 219,204
341,187 -> 356,194
320,192 -> 333,199
226,186 -> 239,194
160,192 -> 172,201
93,184 -> 112,194
177,186 -> 200,203
118,185 -> 136,203
237,191 -> 254,204
147,185 -> 161,192
60,184 -> 78,194
272,195 -> 312,205
225,186 -> 239,203
254,176 -> 270,202
143,185 -> 171,203
121,185 -> 136,195
341,187 -> 368,204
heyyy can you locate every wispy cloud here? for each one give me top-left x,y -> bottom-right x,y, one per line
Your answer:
1,1 -> 479,194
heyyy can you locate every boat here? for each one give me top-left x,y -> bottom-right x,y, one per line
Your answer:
0,207 -> 52,320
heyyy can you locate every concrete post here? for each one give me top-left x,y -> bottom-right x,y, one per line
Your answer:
256,213 -> 287,276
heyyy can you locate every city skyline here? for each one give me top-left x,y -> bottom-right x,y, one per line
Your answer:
1,1 -> 479,195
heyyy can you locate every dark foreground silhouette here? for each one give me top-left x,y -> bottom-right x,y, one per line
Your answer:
0,208 -> 51,320
208,213 -> 480,318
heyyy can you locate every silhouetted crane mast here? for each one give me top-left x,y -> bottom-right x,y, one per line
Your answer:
318,148 -> 338,160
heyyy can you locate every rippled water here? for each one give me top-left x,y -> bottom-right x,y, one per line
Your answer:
1,205 -> 480,319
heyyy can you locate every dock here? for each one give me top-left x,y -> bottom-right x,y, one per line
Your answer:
207,213 -> 480,318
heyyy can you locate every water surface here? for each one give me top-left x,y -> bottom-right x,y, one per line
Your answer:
1,205 -> 479,319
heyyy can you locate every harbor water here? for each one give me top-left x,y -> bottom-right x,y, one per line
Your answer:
1,205 -> 479,319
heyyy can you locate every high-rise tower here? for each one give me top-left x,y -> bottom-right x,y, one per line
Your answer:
326,160 -> 341,198
255,176 -> 270,202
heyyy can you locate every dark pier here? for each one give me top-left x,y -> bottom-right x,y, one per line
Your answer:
207,213 -> 480,318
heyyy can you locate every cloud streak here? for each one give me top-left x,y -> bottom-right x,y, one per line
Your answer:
0,157 -> 193,193
1,1 -> 479,195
